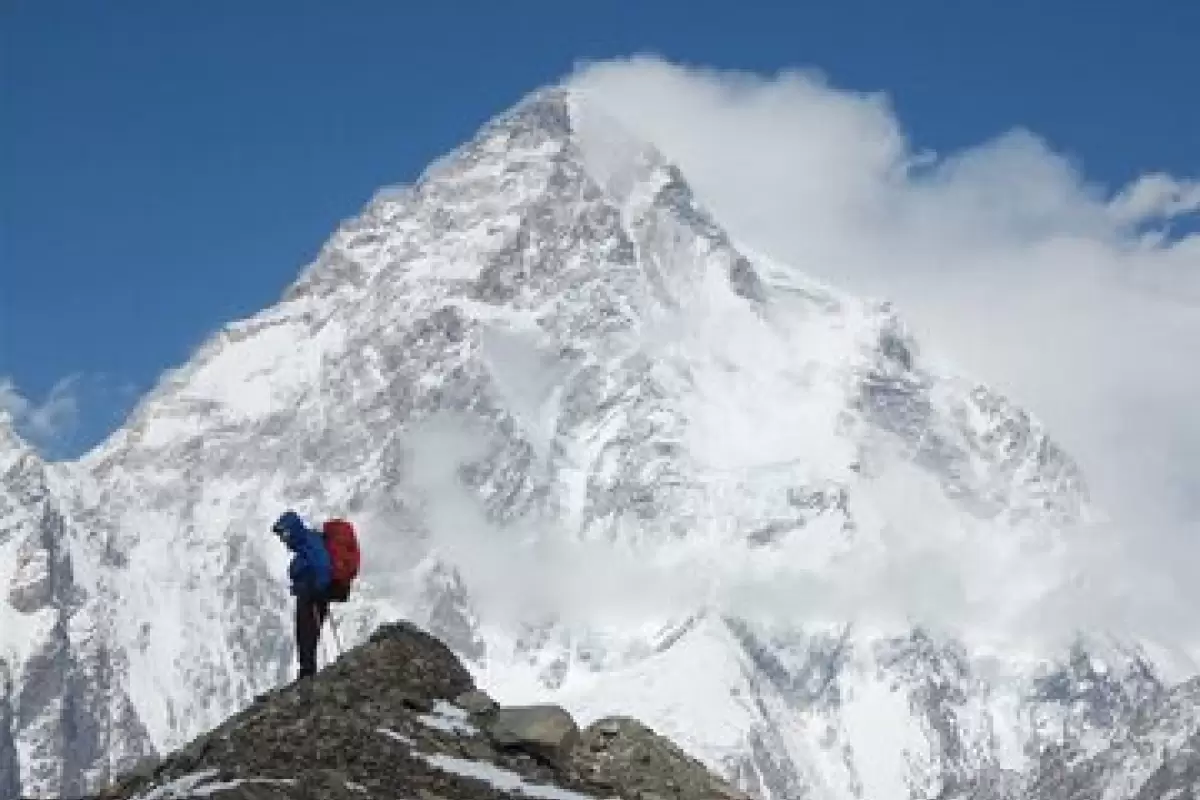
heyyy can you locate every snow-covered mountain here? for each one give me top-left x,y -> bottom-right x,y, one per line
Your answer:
0,414 -> 152,796
2,87 -> 1196,799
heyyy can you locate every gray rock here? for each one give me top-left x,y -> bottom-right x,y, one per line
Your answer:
453,690 -> 498,717
485,705 -> 581,764
124,754 -> 161,782
0,661 -> 19,800
593,718 -> 622,738
575,717 -> 750,800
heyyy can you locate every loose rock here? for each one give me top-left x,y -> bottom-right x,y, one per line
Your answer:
454,689 -> 498,717
485,705 -> 580,765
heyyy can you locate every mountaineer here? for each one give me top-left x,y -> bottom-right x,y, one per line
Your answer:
272,510 -> 361,679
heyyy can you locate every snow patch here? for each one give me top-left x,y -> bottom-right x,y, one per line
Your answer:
417,700 -> 480,737
839,677 -> 933,800
130,770 -> 293,800
377,727 -> 416,746
419,752 -> 610,800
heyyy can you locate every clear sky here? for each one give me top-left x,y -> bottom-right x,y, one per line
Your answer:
1,0 -> 1197,458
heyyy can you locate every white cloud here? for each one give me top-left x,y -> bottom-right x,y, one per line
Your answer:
1110,173 -> 1200,226
0,378 -> 28,419
0,374 -> 82,451
558,56 -> 1200,654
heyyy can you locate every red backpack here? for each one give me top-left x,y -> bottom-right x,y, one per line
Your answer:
322,518 -> 360,602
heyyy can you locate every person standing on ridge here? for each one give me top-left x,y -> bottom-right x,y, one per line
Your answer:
272,510 -> 332,679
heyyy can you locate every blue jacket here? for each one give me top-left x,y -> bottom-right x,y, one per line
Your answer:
274,511 -> 332,598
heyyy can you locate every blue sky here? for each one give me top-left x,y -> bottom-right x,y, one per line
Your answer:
1,0 -> 1197,459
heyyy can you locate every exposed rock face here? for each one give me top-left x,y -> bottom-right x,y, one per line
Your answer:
1,417 -> 153,798
1,660 -> 20,800
578,717 -> 753,800
99,622 -> 741,800
1027,677 -> 1200,800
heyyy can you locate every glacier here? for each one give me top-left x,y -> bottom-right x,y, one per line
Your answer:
1,86 -> 1197,799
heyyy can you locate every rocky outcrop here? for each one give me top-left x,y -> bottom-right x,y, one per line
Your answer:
99,622 -> 744,800
1,421 -> 154,799
1,660 -> 20,800
1027,677 -> 1200,800
577,717 -> 752,800
485,705 -> 580,765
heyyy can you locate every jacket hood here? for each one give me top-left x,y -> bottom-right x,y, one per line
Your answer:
274,511 -> 309,549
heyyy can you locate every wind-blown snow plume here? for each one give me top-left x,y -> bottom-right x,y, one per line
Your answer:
0,376 -> 82,452
570,56 -> 1200,653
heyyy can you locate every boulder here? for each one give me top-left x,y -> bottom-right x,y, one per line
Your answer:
453,690 -> 498,717
575,716 -> 751,800
485,705 -> 580,764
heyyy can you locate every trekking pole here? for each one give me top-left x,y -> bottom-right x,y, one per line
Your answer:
313,603 -> 327,671
328,611 -> 344,657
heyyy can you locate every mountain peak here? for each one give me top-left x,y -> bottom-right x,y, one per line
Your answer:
4,83 -> 1165,800
275,80 -> 760,310
482,85 -> 576,140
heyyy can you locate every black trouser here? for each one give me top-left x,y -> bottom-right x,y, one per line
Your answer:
295,593 -> 329,678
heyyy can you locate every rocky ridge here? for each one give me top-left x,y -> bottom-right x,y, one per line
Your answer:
98,621 -> 745,800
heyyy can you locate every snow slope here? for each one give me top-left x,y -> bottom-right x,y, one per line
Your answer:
1,88 -> 1195,799
1,414 -> 152,796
